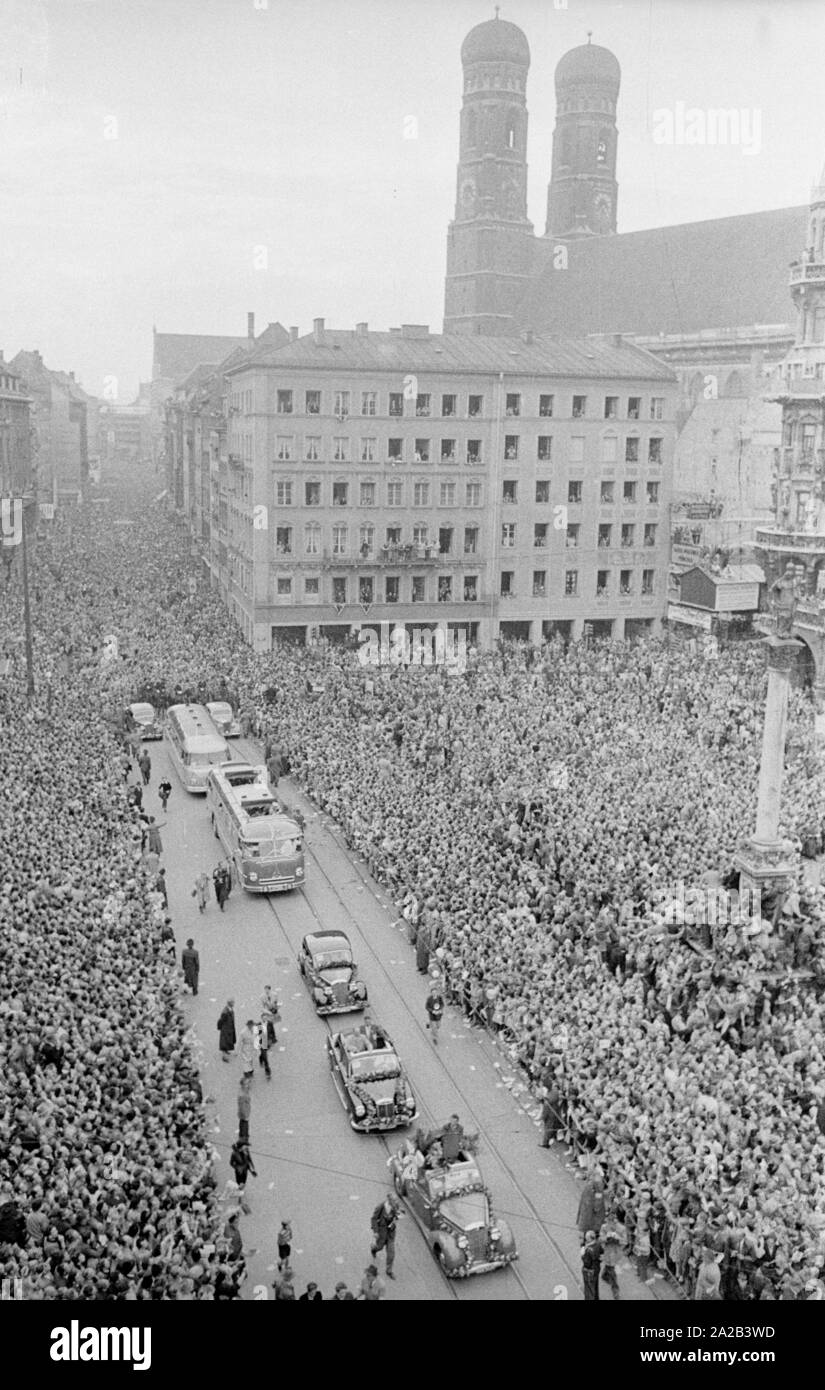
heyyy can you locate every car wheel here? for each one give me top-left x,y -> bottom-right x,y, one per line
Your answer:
435,1247 -> 449,1272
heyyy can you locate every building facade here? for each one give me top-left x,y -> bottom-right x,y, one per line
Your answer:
0,355 -> 34,497
209,321 -> 675,652
8,350 -> 97,505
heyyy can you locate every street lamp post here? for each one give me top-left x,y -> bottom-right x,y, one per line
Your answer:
20,496 -> 35,700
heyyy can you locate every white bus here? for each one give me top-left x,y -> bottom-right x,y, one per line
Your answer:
165,704 -> 231,793
206,762 -> 305,893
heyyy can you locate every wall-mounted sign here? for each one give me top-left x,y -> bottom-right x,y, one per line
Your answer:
667,602 -> 713,631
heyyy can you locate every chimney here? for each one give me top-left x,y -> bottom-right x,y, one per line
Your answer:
355,322 -> 368,337
247,312 -> 255,342
289,326 -> 299,342
313,317 -> 325,344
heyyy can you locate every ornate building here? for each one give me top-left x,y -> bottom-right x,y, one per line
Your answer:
545,37 -> 620,239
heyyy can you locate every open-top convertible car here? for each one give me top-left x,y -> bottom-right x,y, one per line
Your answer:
298,930 -> 368,1015
125,702 -> 163,740
326,1021 -> 418,1132
388,1126 -> 517,1277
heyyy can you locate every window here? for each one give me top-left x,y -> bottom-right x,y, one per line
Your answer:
539,394 -> 554,418
464,526 -> 478,555
304,523 -> 321,555
275,526 -> 292,555
277,389 -> 293,414
500,571 -> 514,596
623,481 -> 637,503
648,438 -> 662,464
359,576 -> 374,604
388,438 -> 403,461
334,390 -> 350,418
333,437 -> 349,462
305,480 -> 321,506
466,481 -> 482,506
305,436 -> 321,461
627,397 -> 641,420
332,525 -> 348,555
386,526 -> 401,546
387,481 -> 403,506
569,436 -> 585,463
532,570 -> 546,596
596,570 -> 609,596
412,524 -> 428,547
564,570 -> 578,596
601,434 -> 617,462
413,482 -> 429,506
625,437 -> 639,463
305,390 -> 321,415
650,397 -> 665,421
536,480 -> 550,503
501,523 -> 516,548
646,481 -> 660,504
333,482 -> 349,506
464,576 -> 478,602
505,393 -> 520,417
361,391 -> 377,417
389,392 -> 404,417
621,523 -> 634,548
466,440 -> 482,463
572,395 -> 586,418
411,576 -> 425,603
642,569 -> 655,596
415,394 -> 431,417
441,439 -> 456,461
332,576 -> 347,604
442,394 -> 456,417
360,481 -> 376,507
438,575 -> 452,603
644,523 -> 657,547
468,395 -> 483,418
600,481 -> 614,504
796,491 -> 811,524
277,576 -> 292,597
440,481 -> 456,506
361,438 -> 376,462
537,436 -> 552,461
604,396 -> 619,419
385,575 -> 399,603
276,481 -> 293,506
502,480 -> 517,503
801,424 -> 816,458
414,439 -> 431,462
783,420 -> 795,447
304,576 -> 320,597
568,480 -> 582,504
534,523 -> 548,548
619,570 -> 633,595
566,524 -> 580,548
276,436 -> 293,460
504,435 -> 519,460
438,526 -> 453,555
597,524 -> 612,548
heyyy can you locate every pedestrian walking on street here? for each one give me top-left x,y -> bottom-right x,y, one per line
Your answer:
213,864 -> 230,911
138,749 -> 151,786
145,816 -> 165,857
158,778 -> 172,812
193,871 -> 209,913
230,1139 -> 256,1190
370,1195 -> 401,1280
237,1076 -> 252,1142
217,999 -> 236,1062
277,1219 -> 293,1273
358,1264 -> 385,1301
239,1020 -> 256,1079
261,985 -> 280,1047
255,1016 -> 271,1080
154,867 -> 168,908
425,984 -> 444,1046
582,1230 -> 602,1301
182,938 -> 200,995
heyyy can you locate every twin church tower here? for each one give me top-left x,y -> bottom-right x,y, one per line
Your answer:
444,15 -> 621,335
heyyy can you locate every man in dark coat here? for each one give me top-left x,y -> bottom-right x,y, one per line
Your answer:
416,922 -> 431,974
582,1231 -> 601,1301
370,1196 -> 401,1279
182,939 -> 200,995
218,999 -> 236,1061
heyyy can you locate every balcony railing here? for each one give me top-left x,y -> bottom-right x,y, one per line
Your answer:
789,260 -> 825,285
321,546 -> 462,569
756,526 -> 825,551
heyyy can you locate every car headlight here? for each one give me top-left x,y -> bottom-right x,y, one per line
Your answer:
354,1103 -> 366,1118
249,871 -> 258,881
456,1235 -> 469,1250
313,987 -> 326,1001
295,867 -> 303,877
406,1098 -> 416,1111
354,981 -> 366,997
489,1227 -> 501,1242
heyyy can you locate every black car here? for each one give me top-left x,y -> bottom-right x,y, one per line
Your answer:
327,1021 -> 418,1132
298,931 -> 368,1015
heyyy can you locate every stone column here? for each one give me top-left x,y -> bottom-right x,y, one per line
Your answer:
734,635 -> 801,905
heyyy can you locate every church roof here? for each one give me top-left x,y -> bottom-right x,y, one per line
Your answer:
519,205 -> 807,339
555,42 -> 620,95
461,17 -> 530,67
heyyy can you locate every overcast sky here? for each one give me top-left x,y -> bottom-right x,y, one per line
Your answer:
2,0 -> 824,400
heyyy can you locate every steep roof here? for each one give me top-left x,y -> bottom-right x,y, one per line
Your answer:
519,205 -> 807,338
152,332 -> 249,385
231,328 -> 675,381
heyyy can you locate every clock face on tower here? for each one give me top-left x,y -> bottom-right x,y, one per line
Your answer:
593,192 -> 612,233
460,177 -> 477,218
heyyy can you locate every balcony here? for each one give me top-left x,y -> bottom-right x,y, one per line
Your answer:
321,545 -> 450,569
755,526 -> 825,552
789,260 -> 825,285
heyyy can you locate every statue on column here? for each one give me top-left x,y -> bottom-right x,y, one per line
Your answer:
768,563 -> 799,635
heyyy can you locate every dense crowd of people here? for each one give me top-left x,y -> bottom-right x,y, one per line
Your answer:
2,476 -> 825,1300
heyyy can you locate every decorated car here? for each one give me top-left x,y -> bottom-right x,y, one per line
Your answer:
125,702 -> 163,740
298,931 -> 367,1015
206,701 -> 242,738
388,1127 -> 517,1278
326,1022 -> 417,1132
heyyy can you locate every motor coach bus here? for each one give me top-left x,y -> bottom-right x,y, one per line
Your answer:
165,704 -> 231,793
206,762 -> 305,892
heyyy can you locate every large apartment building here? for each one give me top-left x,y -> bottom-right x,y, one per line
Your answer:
210,321 -> 675,651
